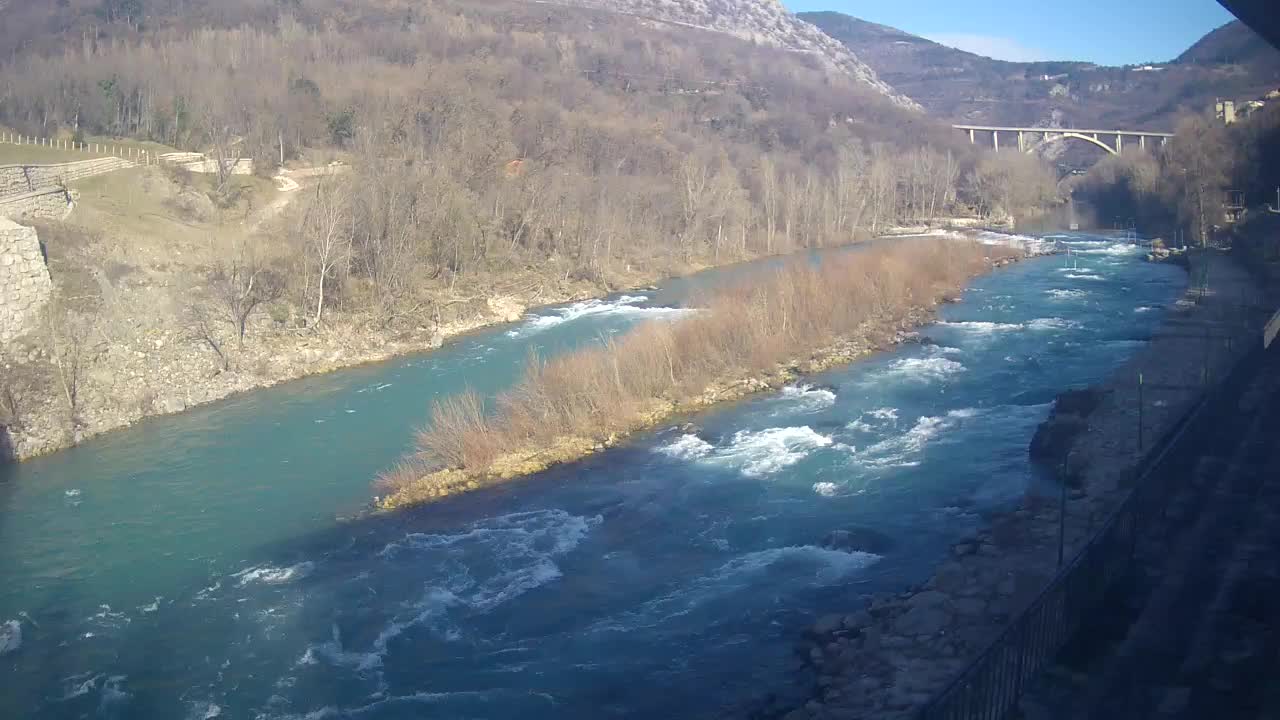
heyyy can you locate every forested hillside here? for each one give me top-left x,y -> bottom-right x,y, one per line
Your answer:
0,0 -> 1055,293
0,0 -> 1059,459
805,13 -> 1280,131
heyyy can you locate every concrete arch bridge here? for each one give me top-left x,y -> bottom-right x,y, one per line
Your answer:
954,125 -> 1175,156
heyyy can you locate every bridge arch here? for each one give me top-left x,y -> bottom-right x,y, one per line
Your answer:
1028,132 -> 1117,156
954,125 -> 1172,158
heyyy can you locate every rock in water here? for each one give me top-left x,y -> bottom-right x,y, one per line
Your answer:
0,620 -> 21,655
1029,388 -> 1107,469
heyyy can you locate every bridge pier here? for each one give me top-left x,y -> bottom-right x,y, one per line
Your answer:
1117,134 -> 1123,155
1018,131 -> 1026,152
994,131 -> 1000,152
969,128 -> 975,144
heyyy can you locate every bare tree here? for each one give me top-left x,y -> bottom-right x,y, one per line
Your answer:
0,351 -> 28,431
185,302 -> 232,372
209,242 -> 284,346
297,178 -> 353,327
679,154 -> 713,261
1162,113 -> 1234,248
45,304 -> 95,430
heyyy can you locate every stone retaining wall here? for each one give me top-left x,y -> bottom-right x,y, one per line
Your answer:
0,187 -> 74,221
0,158 -> 135,201
0,218 -> 52,343
158,153 -> 255,175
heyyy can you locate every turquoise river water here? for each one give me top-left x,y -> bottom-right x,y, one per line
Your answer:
0,233 -> 1184,720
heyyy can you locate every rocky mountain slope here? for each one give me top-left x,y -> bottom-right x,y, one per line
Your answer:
803,13 -> 1280,131
1177,18 -> 1279,68
543,0 -> 921,110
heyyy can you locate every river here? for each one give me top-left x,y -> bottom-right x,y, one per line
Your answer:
0,233 -> 1184,720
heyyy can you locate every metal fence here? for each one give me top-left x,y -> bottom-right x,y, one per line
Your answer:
917,344 -> 1266,720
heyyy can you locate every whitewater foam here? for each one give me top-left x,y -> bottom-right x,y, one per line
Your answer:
1046,289 -> 1089,300
847,407 -> 900,433
879,356 -> 966,382
1028,317 -> 1082,331
233,562 -> 315,587
711,546 -> 880,585
1075,243 -> 1142,256
850,408 -> 982,469
505,296 -> 689,338
1064,273 -> 1106,281
937,320 -> 1023,333
258,689 -> 529,720
707,426 -> 833,477
58,672 -> 101,701
972,231 -> 1057,256
328,510 -> 602,672
87,604 -> 130,630
812,482 -> 840,497
656,434 -> 714,461
185,701 -> 222,720
612,545 -> 882,628
775,384 -> 837,414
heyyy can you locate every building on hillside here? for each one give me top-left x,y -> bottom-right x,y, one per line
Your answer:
1217,99 -> 1238,124
1224,190 -> 1247,225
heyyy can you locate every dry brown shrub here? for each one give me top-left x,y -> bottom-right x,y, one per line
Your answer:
415,238 -> 1008,476
374,456 -> 433,496
415,390 -> 501,470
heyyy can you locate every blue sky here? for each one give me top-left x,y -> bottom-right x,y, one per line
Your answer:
785,0 -> 1238,65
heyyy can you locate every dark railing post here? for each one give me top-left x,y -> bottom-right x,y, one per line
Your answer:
1058,468 -> 1068,569
1204,325 -> 1212,386
1012,620 -> 1027,699
1137,373 -> 1144,452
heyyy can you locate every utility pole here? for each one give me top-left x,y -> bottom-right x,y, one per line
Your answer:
1137,373 -> 1145,453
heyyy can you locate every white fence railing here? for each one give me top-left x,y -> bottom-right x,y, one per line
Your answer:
1,133 -> 256,176
0,131 -> 158,165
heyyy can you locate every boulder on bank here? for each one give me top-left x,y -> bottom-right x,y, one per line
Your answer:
0,620 -> 21,655
487,296 -> 527,323
1029,388 -> 1108,471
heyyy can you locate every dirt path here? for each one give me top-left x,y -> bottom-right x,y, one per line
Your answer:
244,165 -> 340,232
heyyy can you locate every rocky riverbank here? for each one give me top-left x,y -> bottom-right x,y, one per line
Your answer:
761,249 -> 1269,720
0,274 -> 639,462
